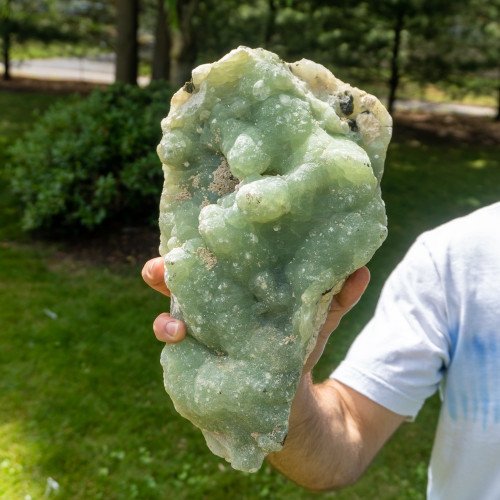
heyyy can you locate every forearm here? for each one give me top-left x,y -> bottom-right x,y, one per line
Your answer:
268,371 -> 405,491
267,374 -> 365,491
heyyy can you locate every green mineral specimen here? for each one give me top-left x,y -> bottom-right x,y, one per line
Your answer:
157,47 -> 391,472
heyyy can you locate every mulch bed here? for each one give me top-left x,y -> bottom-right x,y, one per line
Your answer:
40,224 -> 161,269
393,111 -> 500,147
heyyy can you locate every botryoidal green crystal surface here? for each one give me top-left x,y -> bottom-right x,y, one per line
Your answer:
157,47 -> 391,472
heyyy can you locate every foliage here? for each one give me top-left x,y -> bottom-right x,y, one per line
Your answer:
0,0 -> 74,79
0,0 -> 71,44
3,0 -> 497,109
438,0 -> 500,111
163,0 -> 498,111
8,82 -> 173,231
58,0 -> 115,49
0,0 -> 114,51
0,91 -> 61,241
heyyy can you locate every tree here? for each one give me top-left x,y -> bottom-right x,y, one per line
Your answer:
281,0 -> 497,118
147,0 -> 270,87
0,0 -> 11,80
188,0 -> 266,61
263,0 -> 278,48
361,0 -> 464,115
0,0 -> 77,81
442,0 -> 500,121
151,0 -> 170,80
148,0 -> 241,85
386,3 -> 405,116
115,0 -> 139,84
169,0 -> 198,87
61,1 -> 116,54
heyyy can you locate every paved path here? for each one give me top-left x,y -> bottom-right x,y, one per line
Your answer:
1,56 -> 496,118
394,99 -> 495,118
1,56 -> 150,86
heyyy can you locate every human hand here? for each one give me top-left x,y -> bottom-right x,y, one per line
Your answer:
302,267 -> 370,373
142,257 -> 369,362
141,257 -> 186,343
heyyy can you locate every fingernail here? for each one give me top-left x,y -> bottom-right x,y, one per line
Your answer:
148,260 -> 157,275
165,321 -> 179,338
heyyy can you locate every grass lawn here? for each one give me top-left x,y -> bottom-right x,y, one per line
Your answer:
1,89 -> 499,499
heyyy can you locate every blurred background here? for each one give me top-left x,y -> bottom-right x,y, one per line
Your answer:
0,0 -> 498,498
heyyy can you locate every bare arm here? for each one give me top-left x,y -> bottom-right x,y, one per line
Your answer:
268,377 -> 404,490
266,267 -> 405,490
142,258 -> 405,490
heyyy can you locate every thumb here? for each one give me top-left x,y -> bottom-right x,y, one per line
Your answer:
303,267 -> 370,373
331,266 -> 371,315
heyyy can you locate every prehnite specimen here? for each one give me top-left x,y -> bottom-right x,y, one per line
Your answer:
157,47 -> 392,472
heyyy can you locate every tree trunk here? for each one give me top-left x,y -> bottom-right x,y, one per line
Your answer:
2,0 -> 11,81
387,8 -> 405,115
2,27 -> 10,81
169,0 -> 198,88
115,0 -> 139,85
496,83 -> 500,122
264,0 -> 277,48
152,0 -> 170,80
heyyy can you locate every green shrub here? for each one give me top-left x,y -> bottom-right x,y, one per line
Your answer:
8,82 -> 173,231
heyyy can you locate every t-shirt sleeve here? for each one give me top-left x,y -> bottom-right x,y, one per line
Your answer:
331,236 -> 451,418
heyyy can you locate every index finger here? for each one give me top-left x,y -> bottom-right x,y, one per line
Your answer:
141,257 -> 171,296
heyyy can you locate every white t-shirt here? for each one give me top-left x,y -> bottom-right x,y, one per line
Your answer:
331,202 -> 500,500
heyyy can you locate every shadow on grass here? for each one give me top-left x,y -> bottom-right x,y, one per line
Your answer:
0,248 -> 318,498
